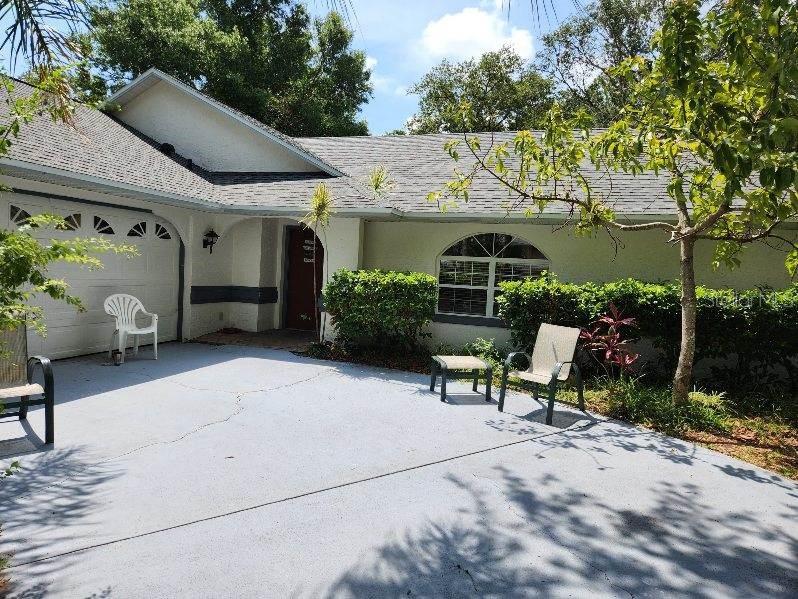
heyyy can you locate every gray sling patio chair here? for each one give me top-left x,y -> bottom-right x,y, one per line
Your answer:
498,323 -> 584,425
0,326 -> 54,444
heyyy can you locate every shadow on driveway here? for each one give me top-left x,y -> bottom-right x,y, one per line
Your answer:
327,468 -> 798,598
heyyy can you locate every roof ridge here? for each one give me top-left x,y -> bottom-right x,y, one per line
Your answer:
297,128 -> 613,142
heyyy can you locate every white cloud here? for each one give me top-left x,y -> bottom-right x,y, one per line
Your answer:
372,75 -> 394,93
366,55 -> 396,93
417,6 -> 533,63
366,55 -> 413,98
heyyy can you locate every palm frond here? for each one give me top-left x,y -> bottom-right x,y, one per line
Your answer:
302,183 -> 334,229
0,0 -> 87,67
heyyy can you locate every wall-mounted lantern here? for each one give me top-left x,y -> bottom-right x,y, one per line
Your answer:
203,229 -> 219,254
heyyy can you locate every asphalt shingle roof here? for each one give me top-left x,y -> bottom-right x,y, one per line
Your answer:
209,172 -> 380,210
0,80 -> 366,212
1,79 -> 673,217
1,81 -> 213,203
299,133 -> 673,216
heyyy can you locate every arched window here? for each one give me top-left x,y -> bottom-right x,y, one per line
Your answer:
127,221 -> 147,237
154,223 -> 172,240
437,233 -> 549,318
93,216 -> 114,235
9,205 -> 31,226
62,213 -> 81,231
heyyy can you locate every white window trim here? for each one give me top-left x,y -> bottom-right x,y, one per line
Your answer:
436,237 -> 550,319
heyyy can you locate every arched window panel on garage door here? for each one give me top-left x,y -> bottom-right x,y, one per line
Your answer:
9,205 -> 32,226
155,223 -> 172,240
438,234 -> 549,318
62,213 -> 81,231
127,221 -> 147,237
93,216 -> 115,235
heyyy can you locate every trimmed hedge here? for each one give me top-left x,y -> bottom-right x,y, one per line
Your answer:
497,274 -> 798,390
324,269 -> 437,349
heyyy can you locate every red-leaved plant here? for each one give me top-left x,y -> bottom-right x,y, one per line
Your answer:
579,303 -> 640,378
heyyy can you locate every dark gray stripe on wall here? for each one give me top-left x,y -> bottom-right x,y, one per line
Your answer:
433,314 -> 507,328
191,286 -> 278,305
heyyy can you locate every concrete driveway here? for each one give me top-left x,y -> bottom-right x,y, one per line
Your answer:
1,343 -> 796,598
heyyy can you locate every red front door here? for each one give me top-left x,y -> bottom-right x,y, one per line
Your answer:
285,227 -> 324,330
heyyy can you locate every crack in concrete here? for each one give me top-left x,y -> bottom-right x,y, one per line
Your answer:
454,563 -> 480,593
104,369 -> 337,461
6,369 -> 337,502
167,366 -> 337,395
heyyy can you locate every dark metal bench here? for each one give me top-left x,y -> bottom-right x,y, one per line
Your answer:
0,326 -> 54,444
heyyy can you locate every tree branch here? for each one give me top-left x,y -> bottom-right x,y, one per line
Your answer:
458,135 -> 678,233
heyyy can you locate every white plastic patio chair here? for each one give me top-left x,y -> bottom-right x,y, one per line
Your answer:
498,323 -> 584,424
104,294 -> 158,363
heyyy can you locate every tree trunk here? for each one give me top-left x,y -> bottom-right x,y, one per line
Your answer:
312,228 -> 320,343
320,229 -> 329,343
673,236 -> 697,404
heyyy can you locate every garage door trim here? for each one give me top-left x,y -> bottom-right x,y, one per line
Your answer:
9,187 -> 186,353
11,187 -> 154,215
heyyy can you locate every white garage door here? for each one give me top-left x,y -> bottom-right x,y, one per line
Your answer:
2,192 -> 181,359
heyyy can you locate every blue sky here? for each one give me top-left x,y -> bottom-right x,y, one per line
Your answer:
307,0 -> 581,134
1,0 -> 581,135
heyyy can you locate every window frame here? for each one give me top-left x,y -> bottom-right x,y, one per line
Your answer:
436,235 -> 549,319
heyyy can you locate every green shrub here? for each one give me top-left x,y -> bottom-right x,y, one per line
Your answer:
602,378 -> 728,435
497,274 -> 798,391
323,269 -> 437,349
461,337 -> 509,371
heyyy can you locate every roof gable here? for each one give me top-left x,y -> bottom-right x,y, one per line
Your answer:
109,69 -> 343,176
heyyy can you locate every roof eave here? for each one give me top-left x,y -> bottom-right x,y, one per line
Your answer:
0,158 -> 222,211
215,206 -> 398,217
389,210 -> 678,223
1,159 -> 400,217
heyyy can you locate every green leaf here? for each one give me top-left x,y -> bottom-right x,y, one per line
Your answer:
775,167 -> 794,191
787,250 -> 798,277
778,117 -> 798,134
759,167 -> 775,187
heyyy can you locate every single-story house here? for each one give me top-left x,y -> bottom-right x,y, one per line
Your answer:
1,68 -> 794,358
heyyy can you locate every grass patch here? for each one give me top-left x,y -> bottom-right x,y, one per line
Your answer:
555,382 -> 796,479
682,393 -> 798,480
598,378 -> 727,435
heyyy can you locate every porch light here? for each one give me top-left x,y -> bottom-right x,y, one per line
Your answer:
203,229 -> 219,254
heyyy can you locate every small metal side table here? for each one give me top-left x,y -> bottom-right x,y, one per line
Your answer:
430,355 -> 493,402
